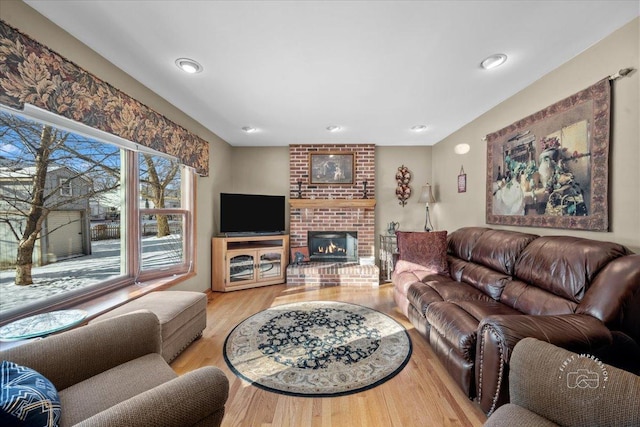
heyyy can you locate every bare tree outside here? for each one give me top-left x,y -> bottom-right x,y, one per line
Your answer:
140,154 -> 180,238
0,111 -> 120,285
0,111 -> 191,316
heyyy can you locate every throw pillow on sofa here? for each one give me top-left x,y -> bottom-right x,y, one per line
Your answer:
394,230 -> 448,275
0,360 -> 61,427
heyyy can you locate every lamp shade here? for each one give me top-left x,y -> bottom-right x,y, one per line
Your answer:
418,183 -> 436,204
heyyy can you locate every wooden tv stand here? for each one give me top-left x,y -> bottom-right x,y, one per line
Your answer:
211,234 -> 289,292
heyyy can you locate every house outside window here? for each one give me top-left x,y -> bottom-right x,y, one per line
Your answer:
59,177 -> 72,196
0,106 -> 195,324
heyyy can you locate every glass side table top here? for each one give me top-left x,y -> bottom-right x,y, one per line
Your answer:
0,309 -> 87,341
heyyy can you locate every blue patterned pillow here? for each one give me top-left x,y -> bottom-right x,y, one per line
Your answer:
0,360 -> 61,427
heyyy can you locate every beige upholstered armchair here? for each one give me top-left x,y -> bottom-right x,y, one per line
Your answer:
484,338 -> 640,427
0,311 -> 229,426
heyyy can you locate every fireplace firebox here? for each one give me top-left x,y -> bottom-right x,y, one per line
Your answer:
308,231 -> 357,262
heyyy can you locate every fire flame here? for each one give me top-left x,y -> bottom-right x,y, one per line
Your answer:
317,240 -> 346,254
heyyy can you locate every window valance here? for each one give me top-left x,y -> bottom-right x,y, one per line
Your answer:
0,21 -> 209,176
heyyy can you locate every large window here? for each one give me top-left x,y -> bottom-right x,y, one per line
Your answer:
0,106 -> 195,324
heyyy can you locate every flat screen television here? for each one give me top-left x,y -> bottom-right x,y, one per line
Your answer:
220,193 -> 286,235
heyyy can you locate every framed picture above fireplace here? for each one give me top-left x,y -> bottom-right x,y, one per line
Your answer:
309,152 -> 354,185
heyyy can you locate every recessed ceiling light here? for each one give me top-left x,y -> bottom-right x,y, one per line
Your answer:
175,58 -> 203,74
242,126 -> 257,133
481,54 -> 507,70
411,125 -> 428,132
326,125 -> 342,132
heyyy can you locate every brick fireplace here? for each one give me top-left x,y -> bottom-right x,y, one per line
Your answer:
287,144 -> 379,287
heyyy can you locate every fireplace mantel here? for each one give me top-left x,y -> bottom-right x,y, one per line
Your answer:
289,199 -> 376,209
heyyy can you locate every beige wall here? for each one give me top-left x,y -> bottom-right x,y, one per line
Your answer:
219,145 -> 432,251
375,146 -> 433,236
0,0 -> 233,293
3,1 -> 637,296
433,18 -> 640,252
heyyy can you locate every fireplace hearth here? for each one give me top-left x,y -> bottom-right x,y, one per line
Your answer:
308,231 -> 357,262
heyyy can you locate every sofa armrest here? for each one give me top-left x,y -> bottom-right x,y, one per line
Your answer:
74,366 -> 230,427
0,311 -> 161,391
483,404 -> 560,427
499,338 -> 640,427
475,314 -> 612,415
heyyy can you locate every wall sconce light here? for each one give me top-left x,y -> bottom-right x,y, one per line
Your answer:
454,143 -> 470,155
418,183 -> 437,231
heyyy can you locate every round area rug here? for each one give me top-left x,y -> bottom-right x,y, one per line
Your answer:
223,301 -> 412,397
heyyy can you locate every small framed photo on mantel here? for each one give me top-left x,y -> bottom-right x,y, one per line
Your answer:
290,247 -> 310,264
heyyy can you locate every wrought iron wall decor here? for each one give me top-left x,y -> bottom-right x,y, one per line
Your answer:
486,78 -> 611,230
395,165 -> 412,206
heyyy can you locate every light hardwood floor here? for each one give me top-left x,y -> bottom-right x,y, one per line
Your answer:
170,283 -> 487,427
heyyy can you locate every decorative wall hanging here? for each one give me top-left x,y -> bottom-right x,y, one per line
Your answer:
0,21 -> 209,175
486,78 -> 611,231
309,152 -> 354,184
394,165 -> 412,206
458,166 -> 467,193
290,247 -> 310,264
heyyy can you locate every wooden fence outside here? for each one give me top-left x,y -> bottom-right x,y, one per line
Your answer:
91,223 -> 181,241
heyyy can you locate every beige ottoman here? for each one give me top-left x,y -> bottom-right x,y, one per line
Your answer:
90,291 -> 207,363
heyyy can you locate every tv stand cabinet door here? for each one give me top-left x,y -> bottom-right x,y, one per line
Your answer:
226,250 -> 258,288
211,235 -> 289,292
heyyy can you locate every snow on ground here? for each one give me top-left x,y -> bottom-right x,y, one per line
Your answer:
0,235 -> 182,313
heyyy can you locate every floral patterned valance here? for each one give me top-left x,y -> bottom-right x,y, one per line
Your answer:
0,21 -> 209,176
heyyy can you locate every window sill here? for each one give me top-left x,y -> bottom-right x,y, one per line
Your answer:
0,272 -> 198,351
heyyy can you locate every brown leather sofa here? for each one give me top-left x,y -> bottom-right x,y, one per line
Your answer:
392,226 -> 640,415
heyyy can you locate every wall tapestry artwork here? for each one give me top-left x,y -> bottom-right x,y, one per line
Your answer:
486,78 -> 611,231
0,21 -> 209,175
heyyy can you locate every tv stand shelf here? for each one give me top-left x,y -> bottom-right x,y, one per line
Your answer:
211,234 -> 289,292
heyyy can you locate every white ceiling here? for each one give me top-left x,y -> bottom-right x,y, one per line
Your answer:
24,0 -> 639,147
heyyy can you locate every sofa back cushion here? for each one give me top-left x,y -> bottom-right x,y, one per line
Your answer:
513,236 -> 631,303
448,228 -> 537,301
459,264 -> 511,300
469,229 -> 538,275
501,280 -> 578,315
447,256 -> 467,282
447,227 -> 491,261
576,254 -> 640,341
0,311 -> 161,391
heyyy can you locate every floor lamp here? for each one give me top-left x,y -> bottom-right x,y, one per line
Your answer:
418,183 -> 436,231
